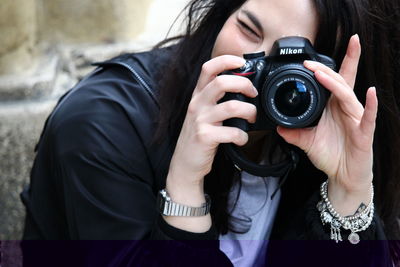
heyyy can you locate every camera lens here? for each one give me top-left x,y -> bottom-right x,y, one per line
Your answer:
262,66 -> 329,128
274,81 -> 311,117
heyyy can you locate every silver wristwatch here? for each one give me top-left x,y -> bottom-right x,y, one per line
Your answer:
157,189 -> 211,216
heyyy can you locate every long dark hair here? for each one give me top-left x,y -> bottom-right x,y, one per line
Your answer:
155,0 -> 400,251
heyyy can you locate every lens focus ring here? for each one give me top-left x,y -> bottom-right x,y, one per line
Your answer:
262,65 -> 327,128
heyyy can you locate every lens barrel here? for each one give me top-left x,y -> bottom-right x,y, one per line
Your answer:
262,65 -> 327,128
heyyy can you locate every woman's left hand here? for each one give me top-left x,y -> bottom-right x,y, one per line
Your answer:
277,34 -> 378,216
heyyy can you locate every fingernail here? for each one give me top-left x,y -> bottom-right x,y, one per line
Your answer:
237,57 -> 246,66
352,34 -> 361,46
253,86 -> 259,96
369,86 -> 376,93
304,60 -> 315,66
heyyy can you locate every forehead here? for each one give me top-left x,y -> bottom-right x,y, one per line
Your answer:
240,0 -> 318,43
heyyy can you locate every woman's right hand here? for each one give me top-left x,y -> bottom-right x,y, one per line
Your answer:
164,55 -> 258,231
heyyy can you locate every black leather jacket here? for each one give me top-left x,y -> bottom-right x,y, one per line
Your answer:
21,47 -> 393,266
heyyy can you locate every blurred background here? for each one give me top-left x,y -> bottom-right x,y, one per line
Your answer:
0,0 -> 190,241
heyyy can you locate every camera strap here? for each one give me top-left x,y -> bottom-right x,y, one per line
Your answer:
223,143 -> 299,195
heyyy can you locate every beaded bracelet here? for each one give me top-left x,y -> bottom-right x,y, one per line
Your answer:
317,181 -> 374,244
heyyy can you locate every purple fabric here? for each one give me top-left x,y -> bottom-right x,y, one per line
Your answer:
219,172 -> 281,266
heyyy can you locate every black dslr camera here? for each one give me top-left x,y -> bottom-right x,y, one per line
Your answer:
222,36 -> 336,130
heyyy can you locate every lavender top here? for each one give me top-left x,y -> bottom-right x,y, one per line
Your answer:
219,171 -> 281,267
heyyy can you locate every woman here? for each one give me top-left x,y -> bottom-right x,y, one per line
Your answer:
21,0 -> 400,266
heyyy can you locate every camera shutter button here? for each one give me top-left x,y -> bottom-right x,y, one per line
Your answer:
239,61 -> 251,71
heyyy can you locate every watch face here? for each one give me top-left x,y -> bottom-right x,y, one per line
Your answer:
157,190 -> 168,215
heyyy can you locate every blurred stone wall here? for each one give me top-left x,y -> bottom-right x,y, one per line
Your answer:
0,0 -> 189,243
0,0 -> 37,76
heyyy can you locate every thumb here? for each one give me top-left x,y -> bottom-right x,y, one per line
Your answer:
277,126 -> 315,152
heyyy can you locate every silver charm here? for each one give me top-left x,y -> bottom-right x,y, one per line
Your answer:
330,226 -> 337,241
330,219 -> 343,243
317,201 -> 326,212
348,232 -> 360,245
318,180 -> 374,245
322,211 -> 333,224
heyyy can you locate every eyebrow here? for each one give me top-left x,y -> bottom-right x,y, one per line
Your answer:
241,9 -> 263,33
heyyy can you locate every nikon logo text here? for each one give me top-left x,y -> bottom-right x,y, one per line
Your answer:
280,48 -> 303,55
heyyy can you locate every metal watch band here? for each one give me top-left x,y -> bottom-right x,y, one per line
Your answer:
157,189 -> 211,216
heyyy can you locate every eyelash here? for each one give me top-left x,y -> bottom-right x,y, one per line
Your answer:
238,20 -> 259,38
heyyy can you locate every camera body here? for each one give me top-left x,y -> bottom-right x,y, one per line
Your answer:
221,36 -> 336,131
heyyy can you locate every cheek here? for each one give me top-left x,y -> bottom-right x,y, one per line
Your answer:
211,21 -> 248,58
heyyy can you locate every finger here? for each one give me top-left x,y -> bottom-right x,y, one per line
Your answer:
277,126 -> 315,153
206,100 -> 257,124
195,55 -> 246,92
338,34 -> 361,89
201,75 -> 258,103
304,60 -> 347,88
360,87 -> 378,137
315,70 -> 363,118
211,125 -> 249,146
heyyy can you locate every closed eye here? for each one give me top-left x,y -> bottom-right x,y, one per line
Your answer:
238,20 -> 260,38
